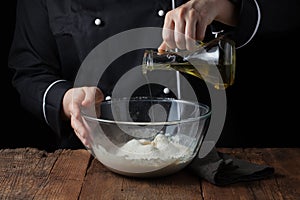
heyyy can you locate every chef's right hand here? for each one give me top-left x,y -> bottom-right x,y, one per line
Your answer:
159,0 -> 238,51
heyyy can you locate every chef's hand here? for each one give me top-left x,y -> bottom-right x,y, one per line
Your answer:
159,0 -> 238,51
62,86 -> 104,147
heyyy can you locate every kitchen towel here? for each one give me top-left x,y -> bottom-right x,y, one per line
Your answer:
188,147 -> 275,186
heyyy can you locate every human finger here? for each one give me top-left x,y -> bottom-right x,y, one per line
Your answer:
71,112 -> 91,147
158,41 -> 167,53
81,87 -> 103,106
185,10 -> 198,51
195,17 -> 208,42
173,19 -> 186,50
162,11 -> 176,49
172,6 -> 193,50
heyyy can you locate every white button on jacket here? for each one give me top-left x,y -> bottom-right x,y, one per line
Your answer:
158,9 -> 165,17
94,18 -> 102,26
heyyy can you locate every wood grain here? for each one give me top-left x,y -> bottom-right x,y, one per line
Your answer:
0,148 -> 299,200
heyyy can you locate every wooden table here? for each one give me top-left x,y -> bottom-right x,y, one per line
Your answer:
0,148 -> 299,200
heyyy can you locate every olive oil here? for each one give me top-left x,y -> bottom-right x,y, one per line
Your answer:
142,35 -> 236,90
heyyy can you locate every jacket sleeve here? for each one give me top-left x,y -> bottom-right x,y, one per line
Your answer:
8,0 -> 73,138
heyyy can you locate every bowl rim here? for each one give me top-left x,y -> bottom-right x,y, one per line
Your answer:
82,96 -> 211,126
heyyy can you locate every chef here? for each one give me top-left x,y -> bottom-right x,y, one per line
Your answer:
8,0 -> 288,149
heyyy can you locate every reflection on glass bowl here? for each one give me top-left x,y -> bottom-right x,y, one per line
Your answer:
82,97 -> 211,178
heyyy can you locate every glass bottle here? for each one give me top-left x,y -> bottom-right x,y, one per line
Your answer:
142,35 -> 236,90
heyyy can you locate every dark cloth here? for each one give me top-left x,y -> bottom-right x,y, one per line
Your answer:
188,147 -> 274,186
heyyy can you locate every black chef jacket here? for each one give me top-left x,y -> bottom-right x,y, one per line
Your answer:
8,0 -> 270,149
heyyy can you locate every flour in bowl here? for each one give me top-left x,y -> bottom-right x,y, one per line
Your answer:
92,133 -> 196,177
116,133 -> 191,160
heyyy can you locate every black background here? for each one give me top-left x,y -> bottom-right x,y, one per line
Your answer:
3,1 -> 299,150
3,0 -> 55,150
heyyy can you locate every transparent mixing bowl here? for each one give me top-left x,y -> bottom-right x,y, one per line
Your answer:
82,97 -> 211,177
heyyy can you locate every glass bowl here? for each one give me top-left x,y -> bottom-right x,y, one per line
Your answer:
82,97 -> 211,178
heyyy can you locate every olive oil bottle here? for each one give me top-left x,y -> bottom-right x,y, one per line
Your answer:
142,35 -> 236,90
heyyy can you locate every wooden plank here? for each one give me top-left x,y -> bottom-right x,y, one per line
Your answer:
34,149 -> 91,200
1,148 -> 299,200
202,182 -> 255,200
80,158 -> 203,199
0,148 -> 91,200
0,148 -> 58,199
79,158 -> 124,200
119,169 -> 202,199
261,148 -> 300,200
